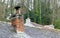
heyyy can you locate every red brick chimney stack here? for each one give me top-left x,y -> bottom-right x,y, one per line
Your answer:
11,6 -> 24,33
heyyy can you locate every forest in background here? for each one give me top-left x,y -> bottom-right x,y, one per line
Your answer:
0,0 -> 60,29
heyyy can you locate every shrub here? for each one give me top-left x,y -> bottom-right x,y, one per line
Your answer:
54,20 -> 60,29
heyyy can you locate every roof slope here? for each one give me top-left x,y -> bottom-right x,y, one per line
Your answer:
0,22 -> 60,38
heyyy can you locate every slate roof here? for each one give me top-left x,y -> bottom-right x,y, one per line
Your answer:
0,22 -> 60,38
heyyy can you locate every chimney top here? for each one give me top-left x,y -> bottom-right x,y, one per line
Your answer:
14,6 -> 21,10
